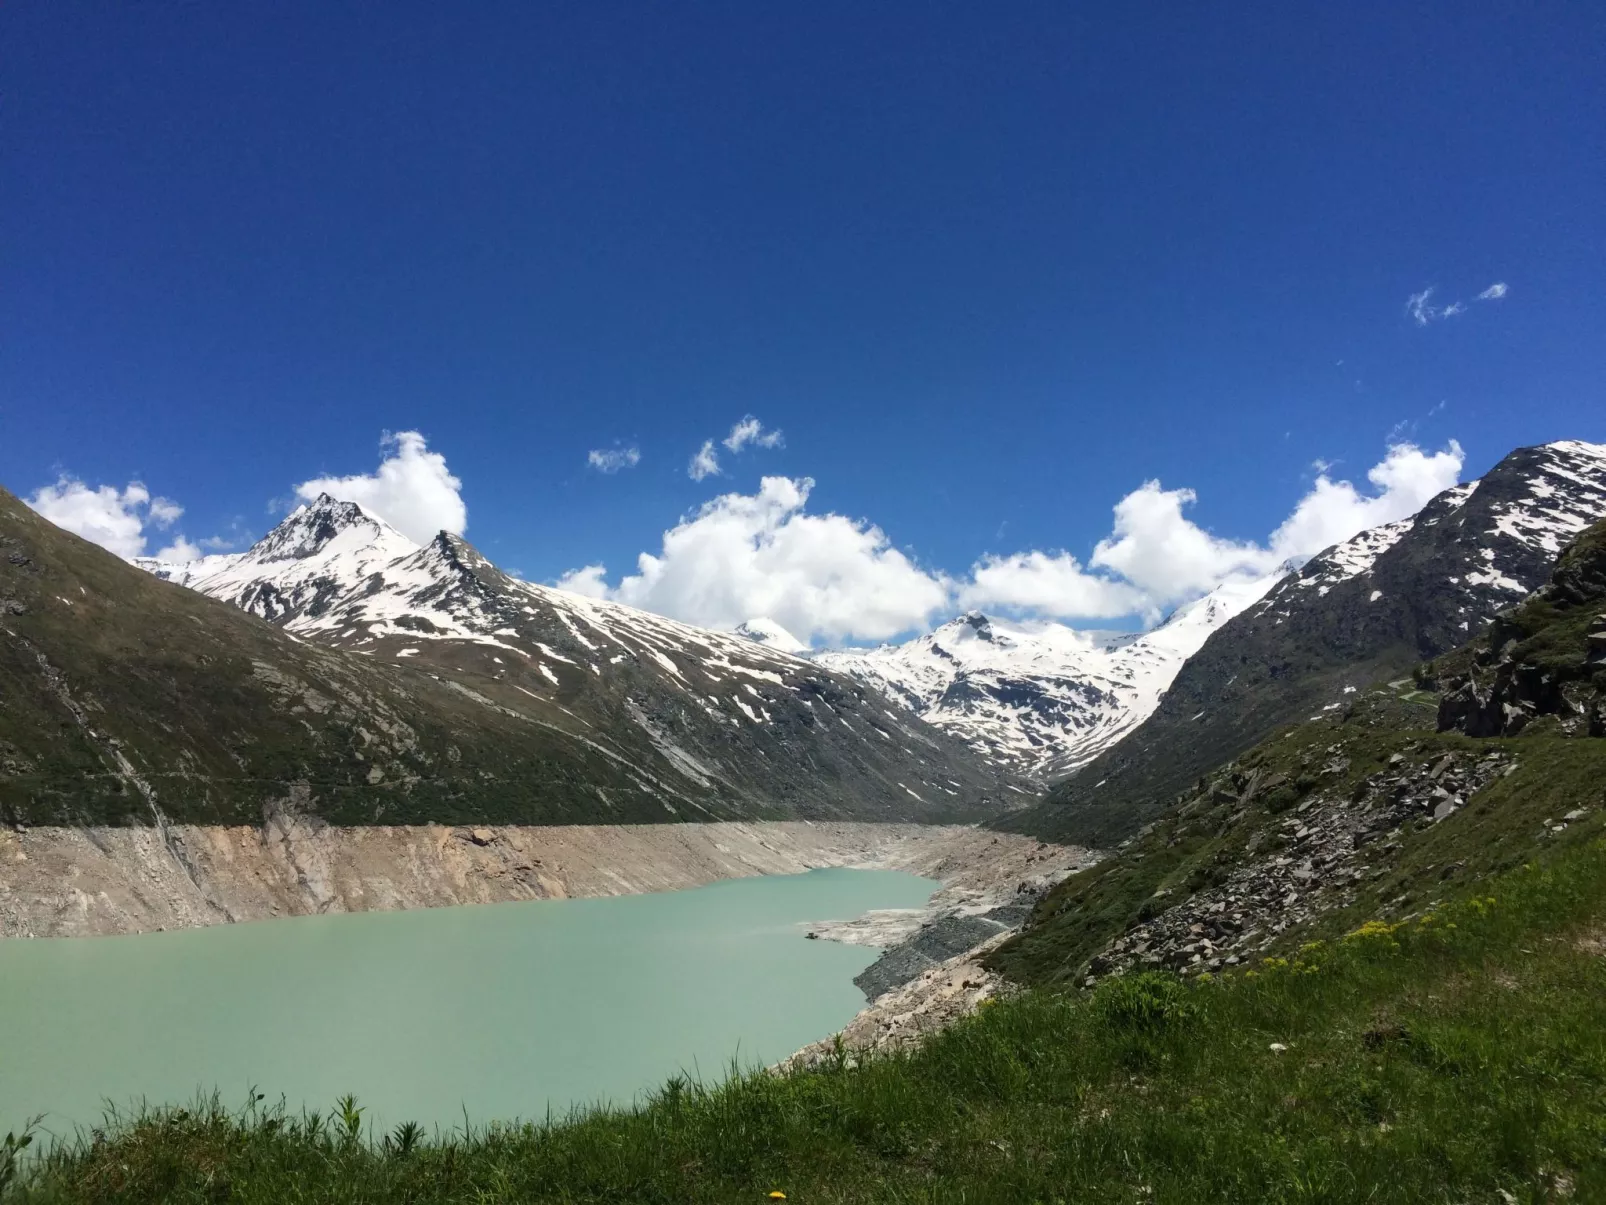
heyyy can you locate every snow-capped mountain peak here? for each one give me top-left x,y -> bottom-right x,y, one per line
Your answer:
734,617 -> 809,654
250,493 -> 404,562
130,498 -> 1009,820
813,565 -> 1287,780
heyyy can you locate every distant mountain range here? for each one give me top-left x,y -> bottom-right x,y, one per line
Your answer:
811,571 -> 1287,779
2,487 -> 1008,830
1000,439 -> 1606,845
19,437 -> 1602,848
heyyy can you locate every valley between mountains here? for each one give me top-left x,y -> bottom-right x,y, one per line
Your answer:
3,439 -> 1606,1017
7,439 -> 1606,1203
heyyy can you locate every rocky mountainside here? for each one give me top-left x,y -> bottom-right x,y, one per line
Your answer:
4,488 -> 1010,828
991,512 -> 1606,990
1431,516 -> 1606,739
1000,439 -> 1606,846
814,572 -> 1288,780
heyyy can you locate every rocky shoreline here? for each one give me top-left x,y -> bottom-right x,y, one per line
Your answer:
0,818 -> 1092,941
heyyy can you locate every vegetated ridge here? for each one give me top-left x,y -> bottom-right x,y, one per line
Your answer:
1000,439 -> 1606,847
0,487 -> 1007,829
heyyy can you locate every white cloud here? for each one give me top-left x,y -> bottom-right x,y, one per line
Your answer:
1409,283 -> 1506,324
959,550 -> 1145,619
294,430 -> 466,545
1266,440 -> 1464,560
25,477 -> 190,559
723,415 -> 784,453
564,439 -> 1466,644
1407,287 -> 1440,326
587,446 -> 641,474
686,416 -> 784,481
557,476 -> 949,643
1090,483 -> 1282,604
155,535 -> 203,561
555,563 -> 610,598
953,440 -> 1464,624
688,440 -> 721,481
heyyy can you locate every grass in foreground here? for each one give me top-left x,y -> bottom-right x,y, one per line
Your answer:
8,833 -> 1605,1204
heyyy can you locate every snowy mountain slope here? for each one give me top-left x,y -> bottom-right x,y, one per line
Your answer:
734,617 -> 809,654
813,569 -> 1287,779
136,496 -> 1013,820
1006,438 -> 1606,847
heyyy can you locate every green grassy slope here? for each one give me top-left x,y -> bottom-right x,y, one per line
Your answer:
8,823 -> 1603,1203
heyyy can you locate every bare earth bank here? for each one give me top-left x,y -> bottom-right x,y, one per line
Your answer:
0,819 -> 1092,940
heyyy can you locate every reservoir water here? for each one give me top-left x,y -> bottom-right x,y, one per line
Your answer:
0,867 -> 938,1136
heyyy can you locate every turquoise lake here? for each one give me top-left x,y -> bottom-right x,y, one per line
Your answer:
0,867 -> 938,1137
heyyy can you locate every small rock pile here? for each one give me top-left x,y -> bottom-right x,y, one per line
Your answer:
1084,747 -> 1514,984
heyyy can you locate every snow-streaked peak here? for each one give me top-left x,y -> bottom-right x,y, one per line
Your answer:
1486,440 -> 1606,558
814,566 -> 1287,779
133,496 -> 985,800
735,617 -> 809,655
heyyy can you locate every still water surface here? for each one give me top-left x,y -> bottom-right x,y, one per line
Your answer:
0,868 -> 937,1136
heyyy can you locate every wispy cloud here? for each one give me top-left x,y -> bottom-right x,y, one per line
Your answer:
688,416 -> 784,480
723,415 -> 784,453
1408,281 -> 1509,325
587,446 -> 641,474
688,440 -> 721,481
1407,287 -> 1445,326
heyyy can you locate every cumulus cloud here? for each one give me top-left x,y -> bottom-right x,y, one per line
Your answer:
564,439 -> 1466,644
1478,282 -> 1508,301
959,550 -> 1145,619
1266,440 -> 1464,560
294,430 -> 465,545
155,535 -> 203,561
26,477 -> 189,559
688,440 -> 721,481
723,415 -> 784,453
1090,483 -> 1280,604
557,476 -> 949,643
950,440 -> 1464,625
587,446 -> 641,474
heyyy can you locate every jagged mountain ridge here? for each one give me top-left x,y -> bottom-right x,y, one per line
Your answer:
130,495 -> 1014,821
812,570 -> 1288,780
1000,439 -> 1606,846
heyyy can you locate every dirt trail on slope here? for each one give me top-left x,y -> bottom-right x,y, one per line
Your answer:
0,820 -> 1090,939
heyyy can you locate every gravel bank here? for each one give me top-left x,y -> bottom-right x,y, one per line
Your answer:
0,819 -> 1090,939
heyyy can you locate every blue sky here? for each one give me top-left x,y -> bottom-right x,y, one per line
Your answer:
4,3 -> 1602,644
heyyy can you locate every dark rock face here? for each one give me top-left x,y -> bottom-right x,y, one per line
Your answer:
1003,441 -> 1606,847
1435,518 -> 1606,740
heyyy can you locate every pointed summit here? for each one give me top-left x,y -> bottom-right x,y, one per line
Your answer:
246,495 -> 410,564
